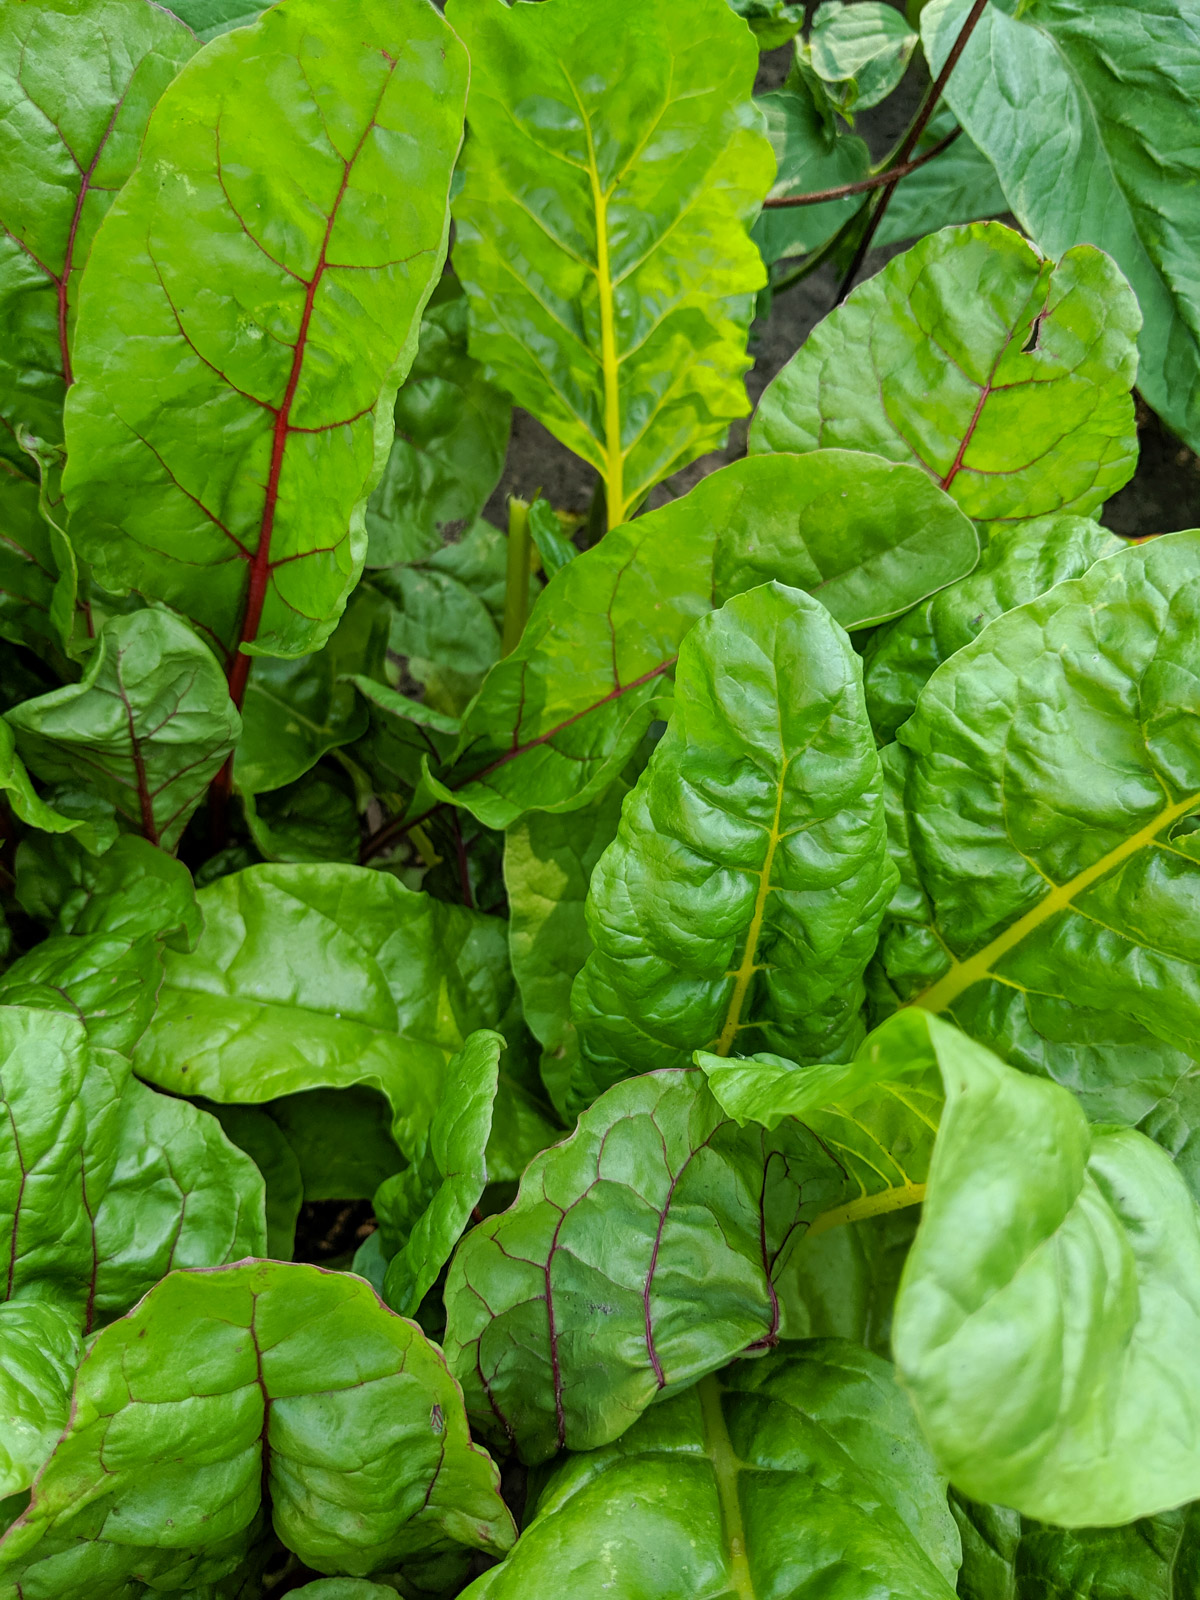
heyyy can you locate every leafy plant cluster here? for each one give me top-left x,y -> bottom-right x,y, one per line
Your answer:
1,0 -> 1199,1595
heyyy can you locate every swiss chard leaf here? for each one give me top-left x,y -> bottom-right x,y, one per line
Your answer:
750,223 -> 1140,523
62,0 -> 468,685
462,1342 -> 959,1600
873,106 -> 1008,251
924,0 -> 1200,455
0,1302 -> 80,1499
427,452 -> 977,830
6,609 -> 240,851
0,1262 -> 516,1593
446,0 -> 773,531
0,0 -> 197,462
0,720 -> 104,847
572,582 -> 893,1104
798,1 -> 919,122
752,86 -> 870,274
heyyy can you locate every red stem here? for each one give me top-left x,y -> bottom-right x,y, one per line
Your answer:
761,125 -> 961,209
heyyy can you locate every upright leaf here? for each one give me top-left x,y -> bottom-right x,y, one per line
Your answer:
752,86 -> 870,276
573,583 -> 893,1105
924,0 -> 1200,455
0,1263 -> 516,1594
425,452 -> 977,830
889,531 -> 1200,1121
750,223 -> 1140,523
6,609 -> 239,851
0,720 -> 104,847
798,1 -> 918,121
462,1343 -> 959,1600
63,0 -> 468,694
446,0 -> 773,531
0,0 -> 197,460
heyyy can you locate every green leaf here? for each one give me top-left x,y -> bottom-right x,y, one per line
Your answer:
0,1262 -> 516,1593
62,0 -> 468,670
160,0 -> 266,41
461,1342 -> 958,1600
203,1102 -> 304,1259
800,1 -> 919,119
378,1029 -> 502,1317
572,582 -> 893,1105
429,452 -> 977,830
0,1302 -> 80,1499
891,1016 -> 1200,1526
874,105 -> 1008,250
6,609 -> 239,852
259,1085 -> 403,1204
525,497 -> 577,582
727,0 -> 804,50
750,223 -> 1140,523
0,720 -> 101,846
924,0 -> 1200,456
888,531 -> 1200,1122
132,863 -> 518,1167
443,1068 -> 862,1462
862,514 -> 1120,743
752,86 -> 871,272
366,274 -> 511,568
0,0 -> 197,462
289,1584 -> 401,1600
235,585 -> 390,796
0,1004 -> 265,1333
0,466 -> 62,654
446,0 -> 773,532
242,769 -> 361,864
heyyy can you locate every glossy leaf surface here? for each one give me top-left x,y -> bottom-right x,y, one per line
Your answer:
0,1262 -> 516,1594
751,223 -> 1140,523
133,864 -> 517,1165
925,0 -> 1200,455
431,452 -> 977,829
573,583 -> 892,1102
0,0 -> 197,460
447,0 -> 773,528
7,609 -> 239,850
463,1342 -> 958,1600
0,720 -> 99,845
0,1302 -> 80,1499
63,0 -> 468,667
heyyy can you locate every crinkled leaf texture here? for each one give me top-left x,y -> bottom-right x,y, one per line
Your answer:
377,1030 -> 503,1318
463,1342 -> 959,1600
884,530 -> 1200,1122
63,0 -> 468,666
447,0 -> 773,528
750,223 -> 1139,523
6,609 -> 240,851
0,1262 -> 516,1596
0,1004 -> 265,1335
132,864 -> 517,1167
572,582 -> 893,1104
925,0 -> 1200,456
0,1302 -> 80,1499
430,452 -> 977,829
0,0 -> 197,459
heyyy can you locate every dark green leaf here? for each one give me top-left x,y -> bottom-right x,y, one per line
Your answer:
0,466 -> 63,655
874,106 -> 1007,250
160,0 -> 265,41
63,0 -> 468,664
429,452 -> 977,830
525,498 -> 577,582
446,0 -> 773,530
751,223 -> 1140,522
242,769 -> 361,864
204,1102 -> 304,1260
461,1342 -> 958,1600
924,0 -> 1200,455
0,1262 -> 515,1593
752,86 -> 871,272
573,582 -> 893,1103
0,720 -> 101,846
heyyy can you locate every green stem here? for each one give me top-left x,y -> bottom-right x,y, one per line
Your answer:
502,496 -> 532,657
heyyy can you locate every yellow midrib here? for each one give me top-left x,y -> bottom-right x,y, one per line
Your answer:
698,1375 -> 756,1600
807,1179 -> 927,1239
580,126 -> 624,531
912,787 -> 1200,1015
714,770 -> 787,1057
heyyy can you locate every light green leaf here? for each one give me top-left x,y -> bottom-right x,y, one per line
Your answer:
801,1 -> 919,119
0,1303 -> 80,1499
235,585 -> 390,796
874,105 -> 1007,250
750,223 -> 1140,523
446,0 -> 773,531
752,86 -> 871,270
862,514 -> 1120,742
6,609 -> 240,852
132,863 -> 518,1167
429,452 -> 977,830
462,1342 -> 958,1600
63,0 -> 468,668
0,1263 -> 515,1594
572,582 -> 893,1105
378,1029 -> 502,1317
924,0 -> 1200,455
0,0 -> 197,461
0,721 -> 100,846
889,531 -> 1200,1122
366,274 -> 511,568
